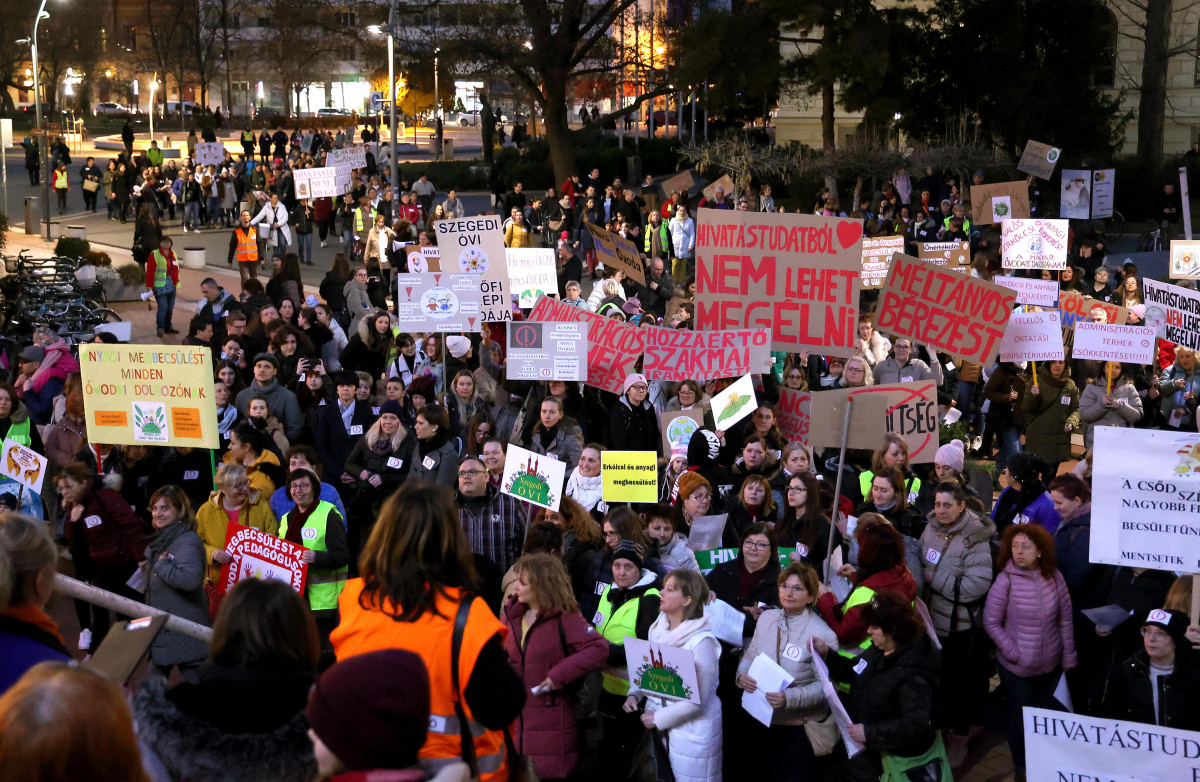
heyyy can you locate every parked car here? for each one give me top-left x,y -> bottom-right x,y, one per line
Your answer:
253,106 -> 285,120
316,107 -> 352,117
455,110 -> 480,127
92,102 -> 130,117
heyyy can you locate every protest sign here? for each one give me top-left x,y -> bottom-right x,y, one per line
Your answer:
695,211 -> 862,356
583,222 -> 646,285
528,295 -> 644,394
876,253 -> 1016,365
641,326 -> 771,381
970,181 -> 1031,225
435,216 -> 512,323
500,444 -> 567,511
702,174 -> 735,201
807,381 -> 939,463
993,276 -> 1060,307
1092,427 -> 1200,570
194,142 -> 225,167
1023,707 -> 1197,782
1072,322 -> 1156,364
998,311 -> 1065,363
917,241 -> 971,273
601,451 -> 659,503
0,439 -> 47,495
393,272 -> 484,332
624,637 -> 701,704
506,248 -> 557,308
776,388 -> 811,444
505,321 -> 587,381
710,374 -> 757,430
326,144 -> 366,169
1169,239 -> 1200,279
809,641 -> 865,757
1001,219 -> 1069,270
661,170 -> 696,197
1144,277 -> 1200,350
405,245 -> 441,273
660,408 -> 705,459
859,236 -> 906,288
79,344 -> 218,448
695,547 -> 798,575
1059,169 -> 1092,220
1091,168 -> 1115,219
293,165 -> 352,199
1058,292 -> 1130,353
220,521 -> 308,596
686,514 -> 726,552
1016,140 -> 1061,180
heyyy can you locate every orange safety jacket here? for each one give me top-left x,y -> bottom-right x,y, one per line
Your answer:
235,226 -> 258,264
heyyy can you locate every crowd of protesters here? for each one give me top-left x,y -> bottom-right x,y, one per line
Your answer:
0,140 -> 1199,782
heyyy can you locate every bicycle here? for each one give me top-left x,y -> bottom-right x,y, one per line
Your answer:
1137,220 -> 1169,253
1092,209 -> 1125,244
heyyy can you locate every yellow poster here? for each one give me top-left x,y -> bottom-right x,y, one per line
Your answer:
79,344 -> 218,448
601,451 -> 659,503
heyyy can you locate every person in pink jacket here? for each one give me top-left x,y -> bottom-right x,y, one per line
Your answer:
984,523 -> 1076,775
501,552 -> 608,780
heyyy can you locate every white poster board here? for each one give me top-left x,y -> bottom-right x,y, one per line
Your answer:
327,144 -> 367,169
293,165 -> 352,199
392,272 -> 484,332
435,216 -> 512,323
992,276 -> 1061,307
1091,427 -> 1200,570
1169,240 -> 1200,280
194,142 -> 225,167
1058,169 -> 1092,220
997,311 -> 1065,363
499,443 -> 566,511
710,374 -> 756,430
1090,169 -> 1115,219
624,636 -> 701,704
1071,322 -> 1156,364
1143,277 -> 1200,350
0,438 -> 48,494
505,321 -> 587,381
506,248 -> 557,308
1001,219 -> 1069,270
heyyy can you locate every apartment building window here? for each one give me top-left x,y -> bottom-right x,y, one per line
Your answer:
121,25 -> 137,51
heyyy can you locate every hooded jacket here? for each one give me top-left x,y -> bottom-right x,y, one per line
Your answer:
984,560 -> 1077,679
918,508 -> 995,637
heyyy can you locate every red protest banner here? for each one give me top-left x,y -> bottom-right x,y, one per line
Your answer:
641,326 -> 771,381
695,211 -> 862,357
220,521 -> 308,596
528,295 -> 645,394
776,388 -> 811,443
876,253 -> 1016,366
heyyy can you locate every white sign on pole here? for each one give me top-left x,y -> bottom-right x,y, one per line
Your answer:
1001,219 -> 1069,270
292,165 -> 352,199
327,144 -> 367,169
623,637 -> 702,704
194,142 -> 225,167
1181,166 -> 1193,241
0,438 -> 48,494
435,216 -> 512,323
1091,427 -> 1200,570
992,276 -> 1061,307
1090,168 -> 1115,220
997,311 -> 1065,363
1143,277 -> 1200,351
1023,707 -> 1200,782
499,443 -> 566,511
506,248 -> 557,308
1071,322 -> 1156,364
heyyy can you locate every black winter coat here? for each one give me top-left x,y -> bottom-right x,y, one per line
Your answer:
1104,648 -> 1200,730
705,557 -> 779,639
605,396 -> 660,454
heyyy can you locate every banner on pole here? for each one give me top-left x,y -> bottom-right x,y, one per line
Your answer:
434,216 -> 512,323
641,326 -> 771,381
393,272 -> 484,332
528,295 -> 644,394
1072,322 -> 1156,364
505,321 -> 587,381
997,311 -> 1065,363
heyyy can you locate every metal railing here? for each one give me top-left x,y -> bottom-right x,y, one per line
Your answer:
54,573 -> 213,644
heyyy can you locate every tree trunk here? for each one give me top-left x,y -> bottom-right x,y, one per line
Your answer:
480,94 -> 494,165
542,94 -> 576,187
1137,0 -> 1172,164
821,78 -> 838,202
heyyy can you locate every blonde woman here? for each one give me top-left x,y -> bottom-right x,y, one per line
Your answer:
836,356 -> 873,388
195,463 -> 278,596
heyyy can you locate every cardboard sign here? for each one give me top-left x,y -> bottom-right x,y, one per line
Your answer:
1001,219 -> 1069,270
220,521 -> 308,596
876,253 -> 1017,365
807,382 -> 939,463
0,439 -> 48,494
917,241 -> 971,273
1072,322 -> 1156,364
84,614 -> 167,685
393,272 -> 484,332
293,164 -> 352,199
661,408 -> 705,458
702,174 -> 735,202
970,181 -> 1031,225
326,144 -> 367,169
500,443 -> 567,511
405,245 -> 441,273
1016,140 -> 1061,179
1023,707 -> 1197,782
695,211 -> 863,356
860,236 -> 906,288
528,295 -> 645,394
506,321 -> 587,381
993,276 -> 1060,307
194,142 -> 226,167
1170,239 -> 1200,280
624,637 -> 701,704
776,388 -> 811,444
641,327 -> 771,381
1092,428 -> 1200,570
434,216 -> 512,323
583,222 -> 646,285
1143,278 -> 1200,350
80,344 -> 219,448
506,248 -> 557,308
661,170 -> 696,197
601,451 -> 659,503
997,311 -> 1065,363
710,374 -> 757,430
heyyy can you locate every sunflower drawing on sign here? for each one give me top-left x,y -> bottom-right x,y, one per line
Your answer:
133,402 -> 169,443
459,247 -> 489,274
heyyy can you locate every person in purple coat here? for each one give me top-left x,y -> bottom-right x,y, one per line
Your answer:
501,552 -> 608,779
984,523 -> 1076,775
990,451 -> 1062,535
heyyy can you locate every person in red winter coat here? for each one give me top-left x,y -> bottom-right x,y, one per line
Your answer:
501,553 -> 608,779
145,235 -> 181,337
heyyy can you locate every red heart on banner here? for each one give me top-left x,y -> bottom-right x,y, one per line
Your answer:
837,221 -> 863,249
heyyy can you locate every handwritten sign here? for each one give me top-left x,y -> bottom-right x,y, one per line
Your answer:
220,521 -> 308,596
641,327 -> 771,381
435,216 -> 512,322
776,389 -> 811,444
993,276 -> 1060,307
1169,240 -> 1200,280
506,248 -> 557,308
293,164 -> 352,199
702,174 -> 735,202
1073,322 -> 1156,364
860,236 -> 906,288
970,181 -> 1031,225
1058,293 -> 1130,353
326,144 -> 366,169
917,241 -> 971,272
393,272 -> 484,332
194,142 -> 225,167
601,451 -> 659,503
500,443 -> 566,511
506,321 -> 587,381
695,210 -> 862,357
583,222 -> 645,285
808,382 -> 939,464
1002,219 -> 1069,270
710,374 -> 757,430
661,408 -> 705,457
997,311 -> 1065,363
624,637 -> 701,704
877,253 -> 1016,365
1016,140 -> 1061,180
79,344 -> 218,448
0,439 -> 48,494
1144,277 -> 1200,350
529,295 -> 644,394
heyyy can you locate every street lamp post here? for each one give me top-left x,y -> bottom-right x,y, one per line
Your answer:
387,0 -> 399,198
30,0 -> 53,240
433,47 -> 440,158
149,76 -> 158,143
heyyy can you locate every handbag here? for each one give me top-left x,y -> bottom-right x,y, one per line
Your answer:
627,727 -> 675,782
802,710 -> 840,757
83,179 -> 100,192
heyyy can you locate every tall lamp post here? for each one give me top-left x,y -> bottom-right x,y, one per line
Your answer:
368,2 -> 399,197
30,0 -> 56,240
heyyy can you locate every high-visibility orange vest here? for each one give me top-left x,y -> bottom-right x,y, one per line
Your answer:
332,579 -> 510,781
235,226 -> 258,263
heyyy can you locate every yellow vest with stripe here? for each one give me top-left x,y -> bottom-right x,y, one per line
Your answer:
5,418 -> 31,446
837,584 -> 878,658
596,582 -> 660,695
150,249 -> 172,289
279,501 -> 347,611
53,169 -> 68,189
858,471 -> 921,503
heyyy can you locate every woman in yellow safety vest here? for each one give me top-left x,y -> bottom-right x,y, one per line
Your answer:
145,236 -> 180,337
52,161 -> 69,213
